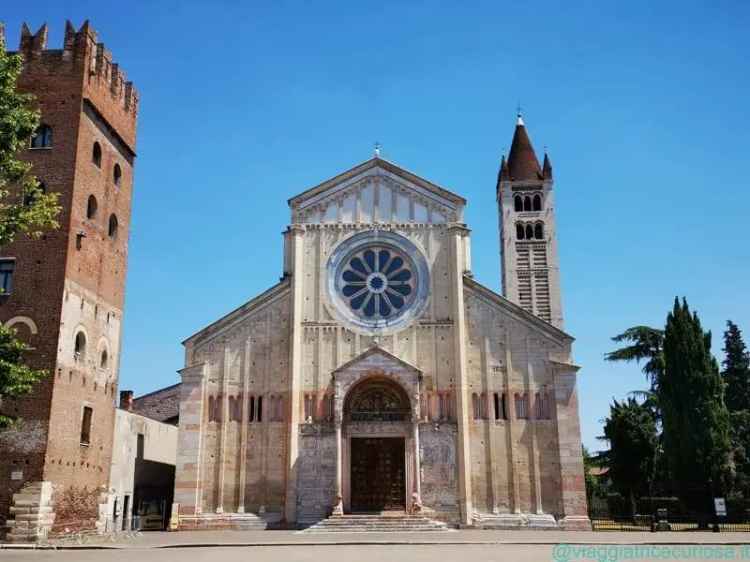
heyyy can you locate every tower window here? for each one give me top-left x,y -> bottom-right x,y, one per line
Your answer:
80,406 -> 93,445
534,223 -> 544,240
100,349 -> 108,369
30,124 -> 53,149
92,142 -> 102,167
525,224 -> 534,240
516,223 -> 525,240
523,196 -> 532,212
108,214 -> 118,239
0,259 -> 15,294
74,331 -> 87,360
87,195 -> 98,219
514,195 -> 523,212
257,396 -> 263,422
533,194 -> 542,211
113,163 -> 122,186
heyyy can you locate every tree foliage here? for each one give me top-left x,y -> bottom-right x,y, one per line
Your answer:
722,321 -> 750,497
660,298 -> 732,509
605,326 -> 665,389
0,34 -> 60,244
0,33 -> 61,427
599,397 -> 658,514
723,321 -> 750,413
0,324 -> 47,427
583,446 -> 607,507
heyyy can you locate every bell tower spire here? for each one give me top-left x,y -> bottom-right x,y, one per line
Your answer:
497,114 -> 563,328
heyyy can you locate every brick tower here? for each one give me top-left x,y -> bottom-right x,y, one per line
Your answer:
497,114 -> 563,328
0,22 -> 138,540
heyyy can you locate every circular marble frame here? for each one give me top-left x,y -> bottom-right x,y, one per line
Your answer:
327,230 -> 430,335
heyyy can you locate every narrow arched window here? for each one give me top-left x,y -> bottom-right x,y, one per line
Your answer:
108,214 -> 118,239
534,223 -> 544,239
100,349 -> 108,369
74,331 -> 87,360
208,396 -> 215,422
87,195 -> 98,219
92,142 -> 102,167
30,124 -> 53,148
525,224 -> 534,240
249,396 -> 255,422
516,223 -> 525,240
472,393 -> 480,420
533,194 -> 542,211
113,163 -> 122,186
514,195 -> 523,212
523,196 -> 532,212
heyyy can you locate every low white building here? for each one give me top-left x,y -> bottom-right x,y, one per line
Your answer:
108,391 -> 178,531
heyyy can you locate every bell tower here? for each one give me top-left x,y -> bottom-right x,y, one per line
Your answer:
497,114 -> 563,328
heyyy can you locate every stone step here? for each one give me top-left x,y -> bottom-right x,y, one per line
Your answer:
302,514 -> 452,532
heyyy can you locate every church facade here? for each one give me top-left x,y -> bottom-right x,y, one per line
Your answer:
173,118 -> 590,529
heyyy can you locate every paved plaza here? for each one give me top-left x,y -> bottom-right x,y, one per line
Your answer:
4,531 -> 750,562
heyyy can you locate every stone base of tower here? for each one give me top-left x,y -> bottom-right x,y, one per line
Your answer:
4,481 -> 55,543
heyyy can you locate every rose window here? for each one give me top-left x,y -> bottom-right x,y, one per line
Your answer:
340,247 -> 414,319
327,230 -> 429,334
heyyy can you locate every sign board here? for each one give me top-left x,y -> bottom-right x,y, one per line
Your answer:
714,497 -> 727,517
10,470 -> 22,481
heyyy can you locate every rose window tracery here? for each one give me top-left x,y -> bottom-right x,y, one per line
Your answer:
326,230 -> 430,334
340,247 -> 414,319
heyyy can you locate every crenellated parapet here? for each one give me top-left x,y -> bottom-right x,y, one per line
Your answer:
3,20 -> 139,150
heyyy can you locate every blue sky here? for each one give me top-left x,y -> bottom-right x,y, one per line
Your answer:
5,1 -> 749,451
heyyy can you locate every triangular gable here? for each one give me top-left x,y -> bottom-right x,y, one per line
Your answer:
288,157 -> 466,225
463,275 -> 573,345
333,344 -> 421,375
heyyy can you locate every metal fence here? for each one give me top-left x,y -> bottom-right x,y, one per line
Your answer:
590,498 -> 750,532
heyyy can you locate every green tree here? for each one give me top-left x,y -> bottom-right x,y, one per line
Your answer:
583,446 -> 607,508
722,321 -> 750,497
723,321 -> 750,413
605,326 -> 665,390
599,397 -> 658,515
0,31 -> 61,428
660,298 -> 732,511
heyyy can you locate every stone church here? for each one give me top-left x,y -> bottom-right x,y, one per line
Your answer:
173,117 -> 589,529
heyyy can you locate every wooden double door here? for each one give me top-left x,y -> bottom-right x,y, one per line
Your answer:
350,437 -> 406,512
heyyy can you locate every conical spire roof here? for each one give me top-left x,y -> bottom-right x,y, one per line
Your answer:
506,115 -> 542,181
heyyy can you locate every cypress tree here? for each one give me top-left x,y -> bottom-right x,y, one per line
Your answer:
722,321 -> 750,496
660,298 -> 732,512
723,321 -> 750,413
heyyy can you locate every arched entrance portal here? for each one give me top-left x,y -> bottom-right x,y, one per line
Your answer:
344,378 -> 410,512
330,347 -> 423,516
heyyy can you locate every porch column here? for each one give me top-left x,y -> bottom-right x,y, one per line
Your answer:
412,421 -> 422,502
335,423 -> 343,499
332,374 -> 344,515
